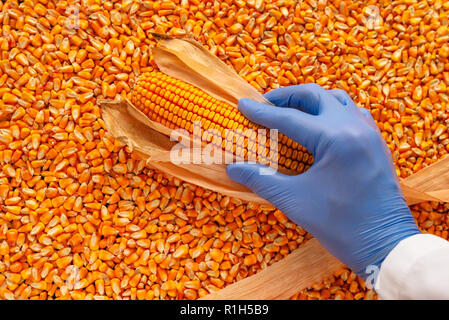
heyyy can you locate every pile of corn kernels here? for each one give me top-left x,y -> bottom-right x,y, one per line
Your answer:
0,0 -> 448,300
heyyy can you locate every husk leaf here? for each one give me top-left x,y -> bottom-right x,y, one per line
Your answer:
151,33 -> 272,107
400,155 -> 449,205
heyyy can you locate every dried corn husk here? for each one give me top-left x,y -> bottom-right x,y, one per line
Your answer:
400,155 -> 449,205
100,35 -> 449,300
150,33 -> 272,107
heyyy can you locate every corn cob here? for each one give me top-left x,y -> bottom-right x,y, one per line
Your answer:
131,71 -> 313,173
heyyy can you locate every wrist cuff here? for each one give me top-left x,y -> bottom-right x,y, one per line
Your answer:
375,233 -> 449,299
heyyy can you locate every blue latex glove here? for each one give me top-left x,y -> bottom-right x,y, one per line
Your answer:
226,84 -> 420,280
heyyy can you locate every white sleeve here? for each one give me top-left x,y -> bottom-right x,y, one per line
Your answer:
375,233 -> 449,299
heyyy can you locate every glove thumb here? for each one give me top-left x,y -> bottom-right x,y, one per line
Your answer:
226,162 -> 294,207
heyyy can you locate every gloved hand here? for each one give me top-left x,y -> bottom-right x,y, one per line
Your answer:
226,84 -> 420,280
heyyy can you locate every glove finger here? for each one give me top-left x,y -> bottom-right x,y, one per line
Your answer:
359,107 -> 379,129
359,107 -> 373,119
226,162 -> 295,208
263,83 -> 325,115
238,98 -> 320,153
358,108 -> 394,170
328,89 -> 358,110
327,90 -> 378,130
227,162 -> 317,229
328,89 -> 349,105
